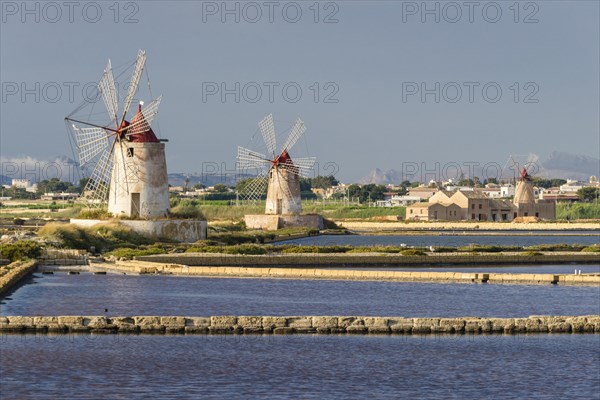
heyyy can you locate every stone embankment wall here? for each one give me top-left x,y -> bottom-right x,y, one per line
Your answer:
39,249 -> 88,266
137,252 -> 600,267
1,315 -> 598,335
70,219 -> 207,243
0,260 -> 38,296
102,261 -> 600,286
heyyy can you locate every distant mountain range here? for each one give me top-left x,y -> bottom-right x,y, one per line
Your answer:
2,151 -> 597,187
359,151 -> 600,185
537,151 -> 600,181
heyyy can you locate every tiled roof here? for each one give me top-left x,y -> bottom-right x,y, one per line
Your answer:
408,202 -> 431,208
453,190 -> 488,199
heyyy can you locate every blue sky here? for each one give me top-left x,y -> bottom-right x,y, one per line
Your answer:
1,1 -> 598,182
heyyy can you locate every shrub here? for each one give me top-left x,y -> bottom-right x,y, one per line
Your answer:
521,251 -> 543,257
525,243 -> 584,252
0,240 -> 42,261
223,244 -> 268,255
400,249 -> 427,256
78,208 -> 111,219
38,222 -> 153,251
322,218 -> 340,229
581,245 -> 600,253
169,204 -> 205,220
281,245 -> 351,254
185,245 -> 224,253
458,245 -> 518,253
282,245 -> 318,254
105,246 -> 168,260
348,246 -> 403,253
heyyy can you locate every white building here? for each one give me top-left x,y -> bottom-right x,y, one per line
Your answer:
11,179 -> 30,189
500,184 -> 515,198
107,105 -> 170,219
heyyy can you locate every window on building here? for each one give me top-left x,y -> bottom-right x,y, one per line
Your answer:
127,148 -> 134,157
535,212 -> 539,217
478,204 -> 482,209
471,204 -> 475,209
471,213 -> 475,219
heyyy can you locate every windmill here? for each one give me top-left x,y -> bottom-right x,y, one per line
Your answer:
65,49 -> 169,219
237,114 -> 316,215
504,154 -> 539,184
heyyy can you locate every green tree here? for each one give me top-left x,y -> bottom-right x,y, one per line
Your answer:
360,184 -> 386,202
212,184 -> 229,193
347,184 -> 362,199
532,178 -> 567,189
37,178 -> 70,194
300,178 -> 312,192
77,178 -> 89,193
311,175 -> 339,189
577,187 -> 600,202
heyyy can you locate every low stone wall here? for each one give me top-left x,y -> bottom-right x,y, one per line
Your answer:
338,221 -> 600,231
0,260 -> 38,297
39,249 -> 88,266
70,219 -> 207,243
92,261 -> 600,286
137,252 -> 600,268
1,315 -> 598,335
245,214 -> 324,231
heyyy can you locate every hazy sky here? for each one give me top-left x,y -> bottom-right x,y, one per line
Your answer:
1,1 -> 598,182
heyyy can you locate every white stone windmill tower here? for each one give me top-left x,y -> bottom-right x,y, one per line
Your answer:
237,114 -> 323,230
65,50 -> 169,219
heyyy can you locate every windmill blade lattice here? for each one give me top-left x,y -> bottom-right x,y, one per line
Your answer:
280,118 -> 305,153
236,114 -> 316,204
124,96 -> 162,136
65,49 -> 162,207
240,169 -> 269,201
258,114 -> 277,156
72,125 -> 111,166
81,144 -> 115,205
121,50 -> 147,125
98,60 -> 119,126
282,156 -> 316,178
237,146 -> 270,169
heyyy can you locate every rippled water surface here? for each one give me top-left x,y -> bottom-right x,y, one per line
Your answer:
279,233 -> 600,247
1,335 -> 598,399
2,273 -> 599,317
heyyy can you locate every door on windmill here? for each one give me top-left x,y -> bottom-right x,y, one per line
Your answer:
131,193 -> 141,218
276,199 -> 283,214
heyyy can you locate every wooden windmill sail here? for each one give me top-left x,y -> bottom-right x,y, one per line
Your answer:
237,114 -> 316,215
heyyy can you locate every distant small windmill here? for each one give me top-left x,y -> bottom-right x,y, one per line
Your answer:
504,154 -> 538,184
65,50 -> 169,219
236,114 -> 316,215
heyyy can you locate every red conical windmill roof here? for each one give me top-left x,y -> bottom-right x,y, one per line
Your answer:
129,103 -> 159,143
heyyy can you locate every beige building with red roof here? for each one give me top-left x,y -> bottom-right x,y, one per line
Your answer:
406,169 -> 555,221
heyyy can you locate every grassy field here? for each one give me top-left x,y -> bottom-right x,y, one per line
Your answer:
197,201 -> 405,221
556,202 -> 600,220
1,199 -> 598,222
